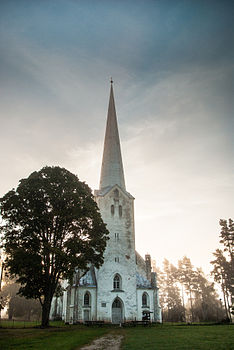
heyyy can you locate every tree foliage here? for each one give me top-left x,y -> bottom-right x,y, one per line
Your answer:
159,259 -> 185,322
211,219 -> 233,322
178,256 -> 198,322
193,268 -> 223,322
1,278 -> 41,320
211,249 -> 232,320
219,219 -> 234,259
0,166 -> 109,326
157,256 -> 224,322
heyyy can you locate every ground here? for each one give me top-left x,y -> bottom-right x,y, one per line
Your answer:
80,334 -> 123,350
0,322 -> 233,350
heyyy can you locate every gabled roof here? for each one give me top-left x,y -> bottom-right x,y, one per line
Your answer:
94,183 -> 134,199
79,267 -> 97,287
136,272 -> 152,289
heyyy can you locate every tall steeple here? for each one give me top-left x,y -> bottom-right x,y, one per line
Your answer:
99,80 -> 126,191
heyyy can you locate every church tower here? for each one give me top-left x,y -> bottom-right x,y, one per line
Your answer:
94,80 -> 137,323
53,80 -> 161,325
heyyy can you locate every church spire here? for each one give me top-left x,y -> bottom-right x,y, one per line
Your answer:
99,80 -> 126,191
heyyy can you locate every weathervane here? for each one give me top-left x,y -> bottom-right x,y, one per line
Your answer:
110,77 -> 113,84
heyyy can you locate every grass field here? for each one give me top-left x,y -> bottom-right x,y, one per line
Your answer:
0,320 -> 64,328
0,324 -> 109,350
122,324 -> 234,350
0,322 -> 233,350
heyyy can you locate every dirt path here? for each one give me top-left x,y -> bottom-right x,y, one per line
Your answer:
79,334 -> 123,350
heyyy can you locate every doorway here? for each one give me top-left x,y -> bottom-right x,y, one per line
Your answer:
112,298 -> 123,324
83,310 -> 90,321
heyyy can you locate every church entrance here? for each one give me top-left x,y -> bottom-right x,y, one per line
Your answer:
83,310 -> 90,321
112,298 -> 123,324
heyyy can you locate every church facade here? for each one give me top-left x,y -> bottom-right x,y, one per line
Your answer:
50,82 -> 161,324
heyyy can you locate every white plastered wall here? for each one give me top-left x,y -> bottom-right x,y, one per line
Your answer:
136,289 -> 155,321
95,186 -> 138,322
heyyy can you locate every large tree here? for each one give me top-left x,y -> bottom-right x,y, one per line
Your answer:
211,249 -> 232,321
211,219 -> 233,322
178,256 -> 197,322
192,268 -> 224,322
159,259 -> 185,322
0,166 -> 109,327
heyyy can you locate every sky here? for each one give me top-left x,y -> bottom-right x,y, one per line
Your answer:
0,0 -> 233,275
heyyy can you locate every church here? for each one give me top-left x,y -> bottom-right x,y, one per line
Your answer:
50,81 -> 161,324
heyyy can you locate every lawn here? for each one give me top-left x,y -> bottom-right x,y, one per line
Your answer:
0,322 -> 233,350
122,324 -> 234,350
0,323 -> 110,350
0,320 -> 64,328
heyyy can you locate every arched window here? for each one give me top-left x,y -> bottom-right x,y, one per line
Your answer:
142,292 -> 148,307
119,205 -> 122,217
111,205 -> 115,216
112,298 -> 121,308
113,274 -> 121,290
84,292 -> 90,306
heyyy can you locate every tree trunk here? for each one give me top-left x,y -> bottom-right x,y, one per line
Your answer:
27,308 -> 31,322
224,286 -> 232,321
181,283 -> 186,322
221,278 -> 229,320
189,289 -> 194,322
41,296 -> 52,327
8,301 -> 13,320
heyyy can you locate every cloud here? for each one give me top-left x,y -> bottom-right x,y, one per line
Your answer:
0,0 -> 233,273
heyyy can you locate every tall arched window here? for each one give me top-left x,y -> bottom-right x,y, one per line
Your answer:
84,292 -> 90,306
119,205 -> 122,217
113,274 -> 121,290
142,292 -> 148,307
111,205 -> 115,216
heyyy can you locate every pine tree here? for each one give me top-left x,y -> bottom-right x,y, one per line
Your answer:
211,218 -> 233,322
178,256 -> 197,322
193,268 -> 224,321
160,259 -> 185,322
211,249 -> 232,321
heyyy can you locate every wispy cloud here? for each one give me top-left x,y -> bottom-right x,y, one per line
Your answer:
0,0 -> 233,272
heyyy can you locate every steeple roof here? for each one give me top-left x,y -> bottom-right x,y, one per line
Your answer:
99,81 -> 126,191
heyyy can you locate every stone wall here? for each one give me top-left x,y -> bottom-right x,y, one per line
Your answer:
95,185 -> 138,322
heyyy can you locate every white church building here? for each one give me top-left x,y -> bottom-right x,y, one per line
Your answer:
50,82 -> 161,324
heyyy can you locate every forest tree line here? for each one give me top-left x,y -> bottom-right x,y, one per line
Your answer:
0,273 -> 41,321
156,256 -> 224,322
156,219 -> 233,323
